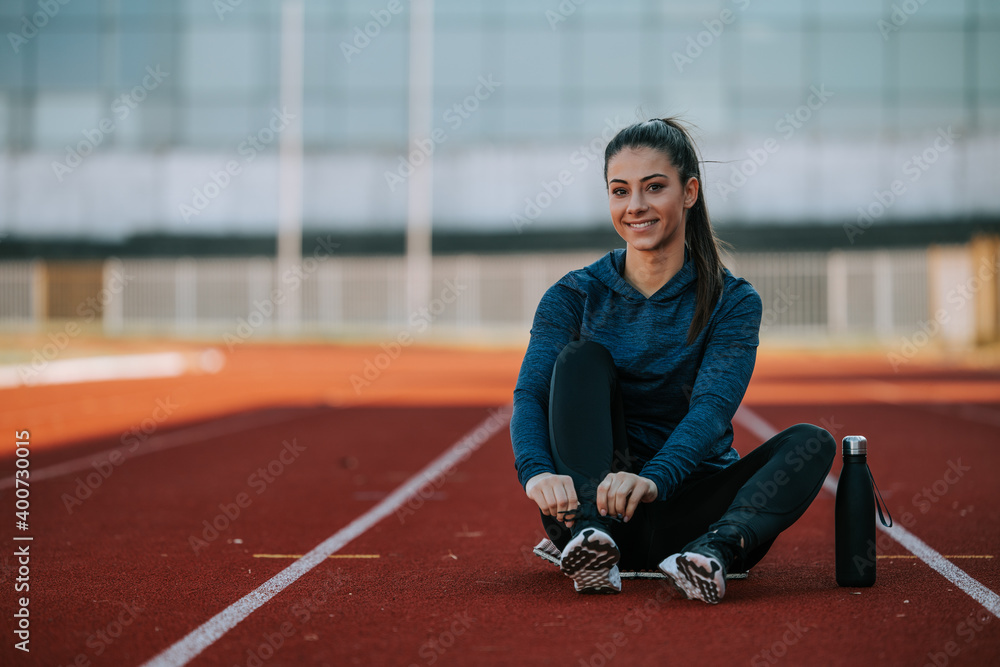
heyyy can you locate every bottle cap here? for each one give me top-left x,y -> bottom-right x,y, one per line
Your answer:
843,435 -> 867,455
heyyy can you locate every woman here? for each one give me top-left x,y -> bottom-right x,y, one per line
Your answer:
510,118 -> 835,602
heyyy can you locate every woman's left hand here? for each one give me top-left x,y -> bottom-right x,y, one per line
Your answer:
596,472 -> 658,523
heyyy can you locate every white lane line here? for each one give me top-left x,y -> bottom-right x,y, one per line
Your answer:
734,405 -> 1000,619
140,405 -> 513,667
0,409 -> 302,491
0,349 -> 225,389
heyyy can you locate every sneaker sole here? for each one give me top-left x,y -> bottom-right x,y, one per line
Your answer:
560,528 -> 621,594
659,552 -> 726,604
534,539 -> 749,580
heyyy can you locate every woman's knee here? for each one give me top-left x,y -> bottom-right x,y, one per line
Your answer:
782,423 -> 836,472
553,340 -> 615,379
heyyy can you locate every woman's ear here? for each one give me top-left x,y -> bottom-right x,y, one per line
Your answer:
684,177 -> 699,209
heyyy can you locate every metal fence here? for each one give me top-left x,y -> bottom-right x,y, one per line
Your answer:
0,248 -> 965,344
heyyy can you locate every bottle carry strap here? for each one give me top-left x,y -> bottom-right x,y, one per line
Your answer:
868,465 -> 893,528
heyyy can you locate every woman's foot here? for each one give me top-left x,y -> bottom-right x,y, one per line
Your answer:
559,527 -> 621,594
658,527 -> 745,604
659,550 -> 726,603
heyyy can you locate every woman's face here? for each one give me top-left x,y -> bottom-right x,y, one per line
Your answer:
606,147 -> 698,255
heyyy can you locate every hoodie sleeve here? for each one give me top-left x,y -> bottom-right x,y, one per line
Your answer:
510,280 -> 584,490
639,281 -> 762,501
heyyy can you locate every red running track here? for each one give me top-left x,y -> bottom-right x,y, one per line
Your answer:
0,346 -> 998,666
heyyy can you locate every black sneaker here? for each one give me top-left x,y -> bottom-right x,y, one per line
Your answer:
658,528 -> 744,604
557,504 -> 621,594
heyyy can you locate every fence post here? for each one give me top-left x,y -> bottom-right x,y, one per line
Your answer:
827,251 -> 847,335
31,260 -> 48,330
971,234 -> 1000,345
102,258 -> 125,335
175,258 -> 197,335
874,251 -> 893,340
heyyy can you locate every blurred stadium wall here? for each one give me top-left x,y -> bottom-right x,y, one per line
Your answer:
0,1 -> 998,347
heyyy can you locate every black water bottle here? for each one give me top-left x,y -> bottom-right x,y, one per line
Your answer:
835,435 -> 876,587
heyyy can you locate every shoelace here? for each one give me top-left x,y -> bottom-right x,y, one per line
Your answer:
557,503 -> 623,525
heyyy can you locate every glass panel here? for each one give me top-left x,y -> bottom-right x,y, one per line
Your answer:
503,96 -> 563,140
181,28 -> 260,96
36,30 -> 103,88
435,0 -> 486,19
115,100 -> 173,148
817,0 -> 882,20
818,31 -> 883,92
737,26 -> 804,89
180,103 -> 255,147
814,100 -> 884,136
0,36 -> 24,86
33,91 -> 103,148
743,0 -> 802,21
343,22 -> 408,92
182,0 -> 277,23
118,0 -> 177,17
304,28 -> 345,89
434,27 -> 485,88
0,2 -> 25,19
897,31 -> 964,94
501,28 -> 562,90
116,30 -> 174,90
979,31 -> 1000,93
895,104 -> 968,133
579,29 -> 645,91
345,99 -> 407,147
0,94 -> 8,148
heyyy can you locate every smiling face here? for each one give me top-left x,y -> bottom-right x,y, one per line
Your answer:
606,146 -> 698,256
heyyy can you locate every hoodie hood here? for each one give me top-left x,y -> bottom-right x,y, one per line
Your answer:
586,248 -> 697,302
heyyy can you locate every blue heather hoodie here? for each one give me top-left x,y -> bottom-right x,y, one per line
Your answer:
510,248 -> 762,502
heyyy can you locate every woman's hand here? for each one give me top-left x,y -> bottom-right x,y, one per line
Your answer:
596,472 -> 657,523
525,473 -> 579,527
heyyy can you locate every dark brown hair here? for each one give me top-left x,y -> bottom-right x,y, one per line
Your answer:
603,117 -> 726,344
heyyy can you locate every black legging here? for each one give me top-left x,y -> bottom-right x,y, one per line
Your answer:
540,340 -> 835,571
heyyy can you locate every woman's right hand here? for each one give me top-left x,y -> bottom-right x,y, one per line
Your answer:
525,473 -> 579,527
